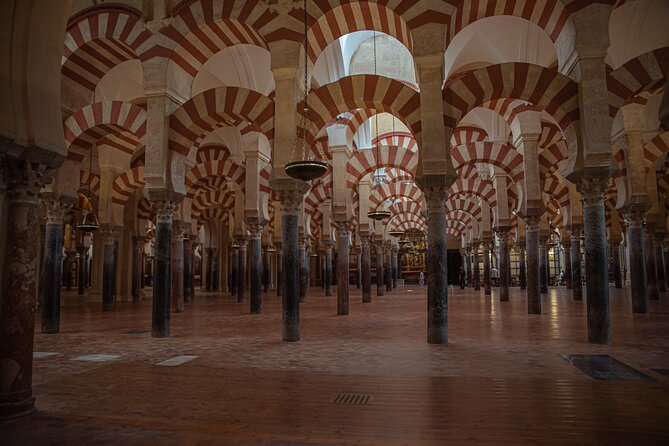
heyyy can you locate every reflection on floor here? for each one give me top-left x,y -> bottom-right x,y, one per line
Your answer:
3,286 -> 669,445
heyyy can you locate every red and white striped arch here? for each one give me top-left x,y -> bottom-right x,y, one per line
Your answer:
450,141 -> 524,183
306,1 -> 412,65
64,101 -> 146,161
111,166 -> 144,206
185,158 -> 245,198
449,178 -> 497,208
307,75 -> 421,139
451,126 -> 488,146
446,195 -> 482,218
607,47 -> 669,117
198,207 -> 230,222
387,213 -> 426,233
169,87 -> 274,155
192,189 -> 235,220
385,200 -> 422,215
446,0 -> 571,46
137,198 -> 154,222
79,169 -> 100,195
443,63 -> 579,133
369,181 -> 424,209
346,144 -> 418,187
63,5 -> 150,92
446,209 -> 475,231
304,174 -> 332,218
644,131 -> 669,167
543,174 -> 569,209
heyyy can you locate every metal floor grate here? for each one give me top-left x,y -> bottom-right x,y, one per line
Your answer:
330,393 -> 375,405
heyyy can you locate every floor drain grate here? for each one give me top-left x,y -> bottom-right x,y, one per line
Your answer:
330,394 -> 375,405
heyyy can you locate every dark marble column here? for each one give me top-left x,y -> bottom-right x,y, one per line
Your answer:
151,200 -> 177,338
519,247 -> 527,290
211,247 -> 219,291
498,230 -> 510,302
483,241 -> 491,295
304,242 -> 311,291
77,246 -> 87,296
376,243 -> 385,296
644,228 -> 659,301
132,235 -> 143,302
64,252 -> 74,292
276,249 -> 283,297
262,245 -> 270,293
229,246 -> 238,295
423,186 -> 449,344
392,246 -> 398,288
183,237 -> 193,302
299,239 -> 307,302
324,244 -> 332,296
570,229 -> 583,301
563,243 -> 572,290
361,236 -> 371,303
624,212 -> 647,313
336,224 -> 350,315
101,227 -> 117,312
237,240 -> 247,302
466,247 -> 473,287
248,224 -> 264,314
580,178 -> 611,344
525,218 -> 541,315
171,222 -> 185,313
356,246 -> 362,289
0,160 -> 52,418
279,191 -> 302,341
385,245 -> 392,292
473,244 -> 481,291
612,242 -> 623,289
657,236 -> 667,293
40,201 -> 70,334
539,242 -> 548,294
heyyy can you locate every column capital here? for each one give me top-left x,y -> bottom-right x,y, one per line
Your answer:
43,200 -> 72,225
100,226 -> 119,246
421,186 -> 449,212
577,177 -> 608,207
2,159 -> 55,205
335,221 -> 352,237
152,200 -> 179,223
523,216 -> 541,232
247,222 -> 265,240
621,204 -> 648,228
279,189 -> 303,216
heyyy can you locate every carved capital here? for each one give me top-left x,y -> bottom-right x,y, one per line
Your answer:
570,228 -> 582,241
101,228 -> 118,246
247,222 -> 264,240
2,159 -> 55,205
577,177 -> 608,207
423,186 -> 449,212
279,190 -> 303,216
152,200 -> 179,224
621,206 -> 646,229
44,201 -> 72,225
335,221 -> 352,237
523,216 -> 541,232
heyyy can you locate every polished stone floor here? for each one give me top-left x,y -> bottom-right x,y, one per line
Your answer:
2,285 -> 669,445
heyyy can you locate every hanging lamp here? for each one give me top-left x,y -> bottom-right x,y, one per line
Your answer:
367,209 -> 392,220
388,229 -> 403,237
284,0 -> 328,182
77,148 -> 100,233
267,245 -> 277,253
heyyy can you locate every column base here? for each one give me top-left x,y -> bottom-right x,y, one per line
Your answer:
0,397 -> 36,419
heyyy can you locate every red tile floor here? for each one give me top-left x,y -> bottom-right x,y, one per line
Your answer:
2,285 -> 669,445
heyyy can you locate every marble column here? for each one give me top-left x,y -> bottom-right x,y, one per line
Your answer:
570,229 -> 583,301
0,159 -> 52,417
385,245 -> 392,292
171,222 -> 185,313
539,242 -> 548,294
324,244 -> 332,296
101,227 -> 117,312
64,252 -> 74,292
132,235 -> 143,302
40,201 -> 70,333
644,229 -> 659,301
151,201 -> 177,338
336,224 -> 350,315
656,236 -> 666,293
376,243 -> 384,296
563,243 -> 572,290
298,239 -> 307,302
248,224 -> 264,314
624,212 -> 647,313
483,241 -> 491,295
612,242 -> 623,289
77,246 -> 87,296
262,246 -> 270,293
392,246 -> 398,288
525,218 -> 541,314
211,247 -> 219,291
183,237 -> 193,302
518,247 -> 526,290
237,240 -> 248,302
230,246 -> 238,295
580,178 -> 611,344
361,236 -> 371,303
473,245 -> 481,291
356,246 -> 362,289
280,191 -> 301,341
498,231 -> 510,302
466,247 -> 472,287
276,249 -> 283,297
424,186 -> 449,344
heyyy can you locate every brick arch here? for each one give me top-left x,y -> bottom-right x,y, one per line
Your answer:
306,1 -> 412,66
169,87 -> 274,155
304,173 -> 332,218
607,47 -> 669,117
369,182 -> 423,209
306,75 -> 421,140
442,63 -> 579,134
63,5 -> 150,92
387,213 -> 426,233
449,178 -> 497,208
64,101 -> 146,162
452,126 -> 488,145
111,166 -> 144,206
543,174 -> 569,209
450,141 -> 524,183
346,144 -> 419,187
185,159 -> 245,198
446,209 -> 476,232
192,189 -> 235,220
644,130 -> 669,167
446,195 -> 482,219
383,199 -> 422,216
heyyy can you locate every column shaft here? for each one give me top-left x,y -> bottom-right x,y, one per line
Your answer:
337,227 -> 350,315
280,192 -> 301,341
613,243 -> 623,289
102,231 -> 115,312
483,244 -> 491,295
299,241 -> 307,302
499,233 -> 510,302
656,239 -> 666,293
183,239 -> 193,302
41,218 -> 64,333
425,190 -> 448,344
250,234 -> 262,314
473,248 -> 481,291
563,245 -> 572,289
132,236 -> 143,302
362,238 -> 371,302
237,242 -> 247,302
376,244 -> 384,296
385,248 -> 392,292
77,247 -> 87,295
645,232 -> 659,300
519,247 -> 526,290
571,234 -> 583,301
539,244 -> 548,294
526,224 -> 541,314
171,225 -> 184,313
230,247 -> 238,295
324,246 -> 332,296
151,202 -> 175,338
627,223 -> 648,313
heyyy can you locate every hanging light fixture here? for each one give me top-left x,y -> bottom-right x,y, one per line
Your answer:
232,241 -> 240,249
367,208 -> 391,220
388,229 -> 404,237
284,0 -> 328,182
370,31 -> 388,189
267,245 -> 276,253
77,148 -> 100,233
